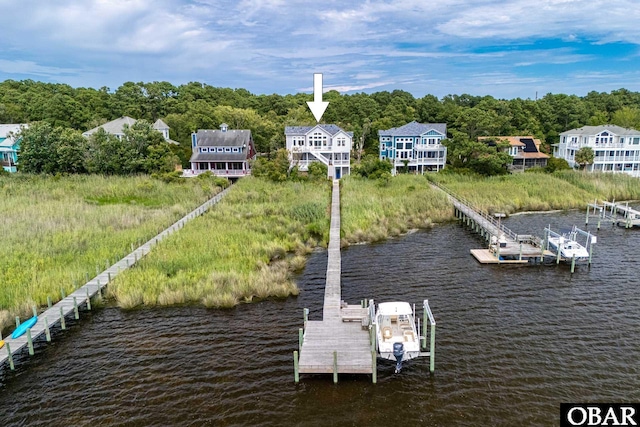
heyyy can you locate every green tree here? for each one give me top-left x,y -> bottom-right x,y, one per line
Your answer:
545,156 -> 571,173
17,122 -> 60,174
56,129 -> 88,174
574,147 -> 594,170
611,106 -> 640,129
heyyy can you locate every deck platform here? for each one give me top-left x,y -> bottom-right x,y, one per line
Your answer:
297,180 -> 374,378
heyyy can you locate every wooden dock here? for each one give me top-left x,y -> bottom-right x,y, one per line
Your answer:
430,182 -> 545,263
1,186 -> 232,370
296,180 -> 375,380
587,200 -> 640,228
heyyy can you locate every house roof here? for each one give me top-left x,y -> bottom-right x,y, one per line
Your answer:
560,124 -> 640,136
0,124 -> 27,139
195,129 -> 252,147
83,116 -> 137,136
284,124 -> 353,137
153,119 -> 170,130
378,121 -> 447,137
481,136 -> 549,159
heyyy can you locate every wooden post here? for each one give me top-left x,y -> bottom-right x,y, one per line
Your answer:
303,308 -> 308,329
585,205 -> 589,225
333,351 -> 338,384
32,306 -> 37,317
27,328 -> 34,356
298,328 -> 303,350
108,272 -> 111,282
293,351 -> 299,383
589,243 -> 594,267
44,317 -> 51,342
372,350 -> 377,384
597,218 -> 601,230
422,306 -> 427,350
556,245 -> 561,264
47,296 -> 52,309
86,288 -> 92,311
6,342 -> 14,370
430,322 -> 436,374
60,307 -> 66,330
15,316 -> 20,328
519,243 -> 523,261
571,255 -> 576,274
73,297 -> 79,320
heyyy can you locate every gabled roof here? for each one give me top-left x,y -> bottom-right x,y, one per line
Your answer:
194,129 -> 252,147
83,116 -> 137,136
153,119 -> 170,130
0,124 -> 27,139
480,136 -> 549,159
560,124 -> 640,137
284,124 -> 353,137
378,121 -> 447,137
0,124 -> 28,149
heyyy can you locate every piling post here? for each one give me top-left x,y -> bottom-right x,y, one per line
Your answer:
422,307 -> 427,350
27,329 -> 34,356
108,272 -> 111,283
60,307 -> 66,330
86,288 -> 92,311
303,308 -> 308,329
298,328 -> 303,350
15,316 -> 20,328
32,306 -> 37,317
571,255 -> 576,274
293,351 -> 299,383
372,350 -> 377,384
519,243 -> 523,261
585,204 -> 589,225
333,351 -> 338,384
597,218 -> 601,230
430,323 -> 436,374
6,342 -> 14,370
47,296 -> 52,309
589,244 -> 594,268
556,244 -> 561,264
73,297 -> 79,320
44,317 -> 51,342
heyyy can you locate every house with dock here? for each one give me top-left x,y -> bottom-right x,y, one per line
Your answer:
479,136 -> 549,172
82,116 -> 178,144
0,124 -> 28,173
285,124 -> 353,178
553,125 -> 640,177
187,123 -> 256,178
378,121 -> 447,174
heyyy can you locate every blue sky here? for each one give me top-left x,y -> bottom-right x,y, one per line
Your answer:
1,0 -> 640,99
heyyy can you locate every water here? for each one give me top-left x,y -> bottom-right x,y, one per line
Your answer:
1,210 -> 639,426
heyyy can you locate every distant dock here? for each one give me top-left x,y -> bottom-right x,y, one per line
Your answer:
586,200 -> 640,228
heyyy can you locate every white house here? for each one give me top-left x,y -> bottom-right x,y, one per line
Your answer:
379,121 -> 447,174
83,116 -> 178,144
284,124 -> 353,179
187,123 -> 256,178
553,125 -> 640,177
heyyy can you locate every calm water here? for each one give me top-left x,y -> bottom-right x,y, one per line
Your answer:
1,210 -> 639,426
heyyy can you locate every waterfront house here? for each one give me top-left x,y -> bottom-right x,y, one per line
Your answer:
0,124 -> 28,173
378,121 -> 447,174
187,123 -> 256,178
284,124 -> 353,178
479,136 -> 549,172
553,125 -> 640,177
83,116 -> 178,144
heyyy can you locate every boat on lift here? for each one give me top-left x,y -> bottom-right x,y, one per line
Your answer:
547,235 -> 589,259
374,302 -> 421,373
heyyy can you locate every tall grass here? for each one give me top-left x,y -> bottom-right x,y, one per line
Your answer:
108,177 -> 330,309
0,174 -> 222,331
340,175 -> 451,244
429,171 -> 640,214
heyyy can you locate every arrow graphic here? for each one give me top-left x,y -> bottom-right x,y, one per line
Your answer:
306,73 -> 329,122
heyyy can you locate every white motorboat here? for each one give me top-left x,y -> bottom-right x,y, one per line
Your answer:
547,235 -> 589,259
375,302 -> 420,373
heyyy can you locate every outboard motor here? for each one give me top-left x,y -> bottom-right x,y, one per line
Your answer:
393,342 -> 405,373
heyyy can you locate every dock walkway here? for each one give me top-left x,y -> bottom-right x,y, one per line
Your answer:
297,181 -> 374,377
1,186 -> 232,369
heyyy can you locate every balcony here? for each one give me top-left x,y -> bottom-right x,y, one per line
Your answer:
183,169 -> 251,178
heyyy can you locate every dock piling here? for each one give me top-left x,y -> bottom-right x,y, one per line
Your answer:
293,351 -> 299,383
27,329 -> 34,356
60,307 -> 66,330
6,343 -> 14,370
47,296 -> 52,309
73,297 -> 79,320
44,317 -> 51,342
15,316 -> 20,328
86,288 -> 92,311
333,351 -> 338,384
298,328 -> 303,351
571,255 -> 576,274
32,305 -> 37,317
371,350 -> 377,384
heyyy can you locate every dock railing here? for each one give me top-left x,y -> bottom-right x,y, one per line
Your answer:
430,180 -> 520,243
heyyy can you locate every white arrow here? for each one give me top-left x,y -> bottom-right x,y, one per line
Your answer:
306,73 -> 329,123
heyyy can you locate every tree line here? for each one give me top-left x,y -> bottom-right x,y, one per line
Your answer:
2,79 -> 640,174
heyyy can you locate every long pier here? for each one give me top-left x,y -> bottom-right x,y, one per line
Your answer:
295,180 -> 375,382
586,200 -> 640,228
0,186 -> 232,370
430,182 -> 551,264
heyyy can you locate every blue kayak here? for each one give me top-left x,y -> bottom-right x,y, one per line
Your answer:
11,316 -> 38,339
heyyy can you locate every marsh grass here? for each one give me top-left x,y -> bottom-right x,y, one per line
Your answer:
0,174 -> 221,331
429,171 -> 640,214
340,175 -> 451,244
108,177 -> 328,309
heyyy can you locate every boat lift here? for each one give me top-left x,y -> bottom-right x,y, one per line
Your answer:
543,225 -> 596,272
586,199 -> 640,229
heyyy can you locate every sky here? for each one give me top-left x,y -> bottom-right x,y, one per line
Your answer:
1,0 -> 640,100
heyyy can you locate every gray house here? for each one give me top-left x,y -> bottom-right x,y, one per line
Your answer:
188,123 -> 256,178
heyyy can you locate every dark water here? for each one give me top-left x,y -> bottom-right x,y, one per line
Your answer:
1,210 -> 639,426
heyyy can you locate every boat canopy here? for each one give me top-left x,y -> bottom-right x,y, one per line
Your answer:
377,302 -> 413,316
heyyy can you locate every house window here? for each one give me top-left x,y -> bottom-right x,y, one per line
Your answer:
633,138 -> 640,145
233,148 -> 239,153
397,143 -> 404,149
225,147 -> 231,152
217,147 -> 223,152
406,142 -> 413,150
